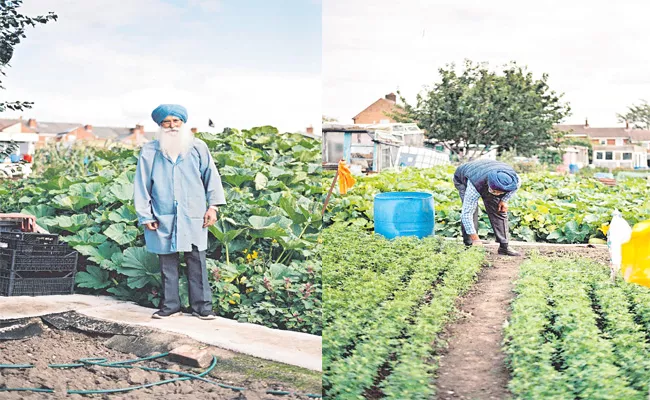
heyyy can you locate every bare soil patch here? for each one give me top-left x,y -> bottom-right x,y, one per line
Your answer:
0,317 -> 321,400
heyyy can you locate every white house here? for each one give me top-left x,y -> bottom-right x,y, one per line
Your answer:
0,119 -> 39,160
557,121 -> 650,168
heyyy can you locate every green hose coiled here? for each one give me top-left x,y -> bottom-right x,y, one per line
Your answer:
0,352 -> 322,398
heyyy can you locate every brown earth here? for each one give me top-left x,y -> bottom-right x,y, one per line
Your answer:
0,320 -> 321,400
435,245 -> 609,400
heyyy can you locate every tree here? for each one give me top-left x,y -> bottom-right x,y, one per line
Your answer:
392,60 -> 571,160
616,100 -> 650,130
0,141 -> 17,159
322,115 -> 338,123
1,0 -> 57,113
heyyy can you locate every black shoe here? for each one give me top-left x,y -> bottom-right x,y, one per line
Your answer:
498,247 -> 521,256
151,309 -> 182,319
192,310 -> 217,320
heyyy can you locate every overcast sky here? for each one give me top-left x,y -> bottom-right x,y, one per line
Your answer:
323,0 -> 650,127
1,0 -> 321,133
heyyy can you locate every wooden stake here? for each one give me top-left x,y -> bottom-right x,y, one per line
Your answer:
322,169 -> 339,216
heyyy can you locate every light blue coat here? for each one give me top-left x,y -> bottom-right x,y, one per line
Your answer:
133,138 -> 226,254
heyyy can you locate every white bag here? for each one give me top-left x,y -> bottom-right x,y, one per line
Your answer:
607,209 -> 632,281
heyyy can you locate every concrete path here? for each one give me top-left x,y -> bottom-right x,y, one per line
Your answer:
0,294 -> 322,372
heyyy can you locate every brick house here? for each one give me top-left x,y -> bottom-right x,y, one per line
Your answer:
7,118 -> 158,149
0,118 -> 41,158
352,93 -> 403,124
3,117 -> 203,157
56,124 -> 153,147
55,124 -> 99,144
557,120 -> 650,168
26,119 -> 85,148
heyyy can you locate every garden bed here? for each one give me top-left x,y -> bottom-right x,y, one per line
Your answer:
321,223 -> 637,399
0,316 -> 321,399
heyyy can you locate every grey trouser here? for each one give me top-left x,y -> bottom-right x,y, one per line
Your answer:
453,176 -> 509,246
158,244 -> 213,314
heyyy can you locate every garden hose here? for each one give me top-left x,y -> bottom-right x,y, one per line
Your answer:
0,352 -> 322,398
68,356 -> 220,396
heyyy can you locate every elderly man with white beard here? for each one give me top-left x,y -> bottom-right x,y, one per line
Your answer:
134,104 -> 226,320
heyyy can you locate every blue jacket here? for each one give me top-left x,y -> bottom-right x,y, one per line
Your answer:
454,159 -> 518,193
134,138 -> 226,254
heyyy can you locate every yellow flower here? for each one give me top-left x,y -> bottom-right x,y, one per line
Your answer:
246,288 -> 253,293
246,254 -> 252,261
600,224 -> 610,235
240,276 -> 247,284
229,300 -> 235,304
243,249 -> 249,254
252,251 -> 258,259
233,293 -> 240,298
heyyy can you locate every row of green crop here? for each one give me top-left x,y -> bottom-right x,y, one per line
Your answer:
322,166 -> 650,244
322,226 -> 485,399
504,255 -> 650,399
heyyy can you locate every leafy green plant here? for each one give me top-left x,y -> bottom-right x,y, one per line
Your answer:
0,126 -> 322,334
0,141 -> 18,161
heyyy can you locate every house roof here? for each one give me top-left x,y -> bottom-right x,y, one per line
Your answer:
1,118 -> 158,143
353,98 -> 397,120
322,123 -> 372,132
555,124 -> 650,140
0,119 -> 23,130
629,130 -> 650,141
0,119 -> 81,134
30,121 -> 83,134
89,126 -> 131,139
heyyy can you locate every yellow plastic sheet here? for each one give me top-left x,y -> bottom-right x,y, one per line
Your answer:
337,160 -> 356,195
621,220 -> 650,287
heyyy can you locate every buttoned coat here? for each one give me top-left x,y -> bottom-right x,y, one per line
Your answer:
134,138 -> 226,254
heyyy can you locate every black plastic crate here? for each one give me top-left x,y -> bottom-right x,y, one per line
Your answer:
0,270 -> 75,296
0,238 -> 69,254
0,231 -> 59,245
0,247 -> 78,272
0,222 -> 21,233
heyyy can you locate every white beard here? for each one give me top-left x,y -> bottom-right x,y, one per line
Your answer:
157,124 -> 194,160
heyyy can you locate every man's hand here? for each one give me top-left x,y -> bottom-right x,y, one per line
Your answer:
470,233 -> 482,246
203,207 -> 218,228
145,221 -> 159,230
498,201 -> 508,213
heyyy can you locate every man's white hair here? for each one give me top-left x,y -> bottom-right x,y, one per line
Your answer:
157,123 -> 194,160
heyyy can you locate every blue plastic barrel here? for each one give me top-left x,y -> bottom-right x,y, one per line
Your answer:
374,191 -> 435,239
9,154 -> 19,163
569,163 -> 579,174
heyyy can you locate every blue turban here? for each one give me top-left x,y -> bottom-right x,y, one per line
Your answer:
151,104 -> 188,125
487,170 -> 518,192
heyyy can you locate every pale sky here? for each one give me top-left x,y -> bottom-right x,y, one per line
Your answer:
1,0 -> 321,133
323,0 -> 650,128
